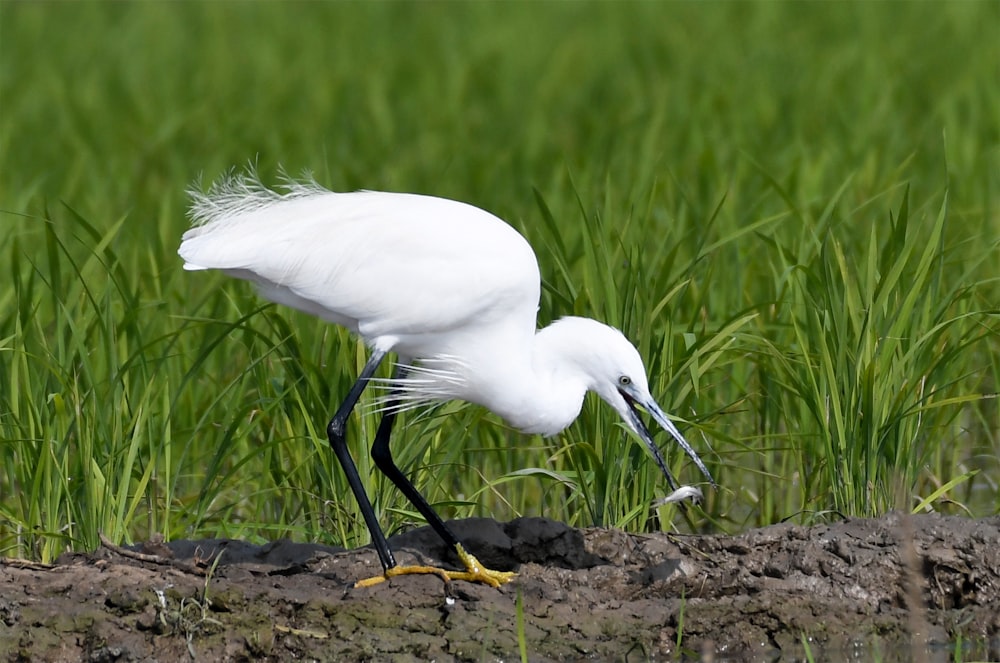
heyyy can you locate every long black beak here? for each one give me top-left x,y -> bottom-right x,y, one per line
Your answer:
620,389 -> 716,492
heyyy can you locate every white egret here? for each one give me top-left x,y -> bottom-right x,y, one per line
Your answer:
178,171 -> 716,588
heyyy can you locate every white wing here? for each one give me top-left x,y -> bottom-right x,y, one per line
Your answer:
178,173 -> 541,356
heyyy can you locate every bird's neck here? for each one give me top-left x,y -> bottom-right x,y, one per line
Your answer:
479,323 -> 591,437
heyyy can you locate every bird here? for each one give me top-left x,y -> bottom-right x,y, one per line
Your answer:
178,170 -> 716,588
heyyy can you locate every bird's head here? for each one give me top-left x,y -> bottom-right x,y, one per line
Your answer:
545,317 -> 716,491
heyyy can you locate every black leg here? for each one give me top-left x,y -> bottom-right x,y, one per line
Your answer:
327,349 -> 397,571
371,367 -> 463,552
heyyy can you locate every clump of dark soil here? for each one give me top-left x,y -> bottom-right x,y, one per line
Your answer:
2,513 -> 999,661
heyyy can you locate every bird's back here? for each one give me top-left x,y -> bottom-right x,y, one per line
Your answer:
179,175 -> 541,357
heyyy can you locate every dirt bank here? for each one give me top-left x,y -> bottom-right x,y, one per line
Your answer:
2,512 -> 999,661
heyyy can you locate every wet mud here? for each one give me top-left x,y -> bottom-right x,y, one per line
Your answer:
2,512 -> 999,661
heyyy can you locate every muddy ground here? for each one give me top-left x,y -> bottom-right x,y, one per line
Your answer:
2,512 -> 999,662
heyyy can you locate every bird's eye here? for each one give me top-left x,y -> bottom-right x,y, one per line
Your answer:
618,375 -> 631,387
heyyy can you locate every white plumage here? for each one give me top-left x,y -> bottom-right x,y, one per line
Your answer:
179,171 -> 714,587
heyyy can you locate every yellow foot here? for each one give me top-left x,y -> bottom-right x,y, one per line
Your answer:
354,543 -> 517,588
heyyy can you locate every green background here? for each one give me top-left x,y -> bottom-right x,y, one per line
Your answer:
2,2 -> 998,562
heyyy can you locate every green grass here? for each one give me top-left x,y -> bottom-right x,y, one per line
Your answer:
1,1 -> 998,562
